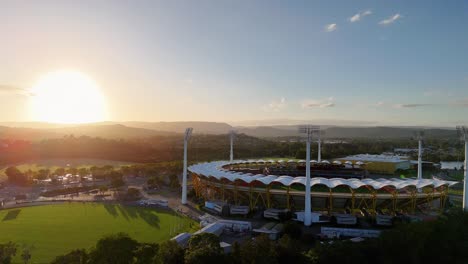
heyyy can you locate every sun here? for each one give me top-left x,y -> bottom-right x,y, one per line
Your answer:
29,70 -> 108,124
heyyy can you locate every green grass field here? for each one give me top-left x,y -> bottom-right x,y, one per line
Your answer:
0,203 -> 195,263
0,158 -> 136,181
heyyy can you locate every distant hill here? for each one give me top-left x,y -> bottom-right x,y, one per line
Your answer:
0,124 -> 174,141
0,122 -> 458,140
0,121 -> 119,129
49,124 -> 175,139
235,126 -> 299,138
0,126 -> 62,141
0,121 -> 233,140
236,125 -> 458,139
123,121 -> 233,134
0,121 -> 233,134
323,126 -> 457,139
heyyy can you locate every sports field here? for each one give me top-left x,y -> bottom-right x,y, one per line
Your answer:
0,203 -> 194,263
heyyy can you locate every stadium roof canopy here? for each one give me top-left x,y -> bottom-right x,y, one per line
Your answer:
189,161 -> 458,190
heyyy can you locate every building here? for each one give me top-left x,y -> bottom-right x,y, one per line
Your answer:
189,160 -> 457,214
336,154 -> 411,174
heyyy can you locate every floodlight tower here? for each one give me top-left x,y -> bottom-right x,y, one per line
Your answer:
457,126 -> 468,212
229,130 -> 235,163
181,127 -> 193,205
316,128 -> 323,163
299,125 -> 320,226
416,131 -> 424,181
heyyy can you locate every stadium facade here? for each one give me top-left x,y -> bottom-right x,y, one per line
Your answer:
189,160 -> 458,214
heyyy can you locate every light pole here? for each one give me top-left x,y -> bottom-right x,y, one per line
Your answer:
230,130 -> 235,163
299,125 -> 320,226
317,128 -> 323,163
457,126 -> 468,212
182,127 -> 193,205
416,131 -> 424,181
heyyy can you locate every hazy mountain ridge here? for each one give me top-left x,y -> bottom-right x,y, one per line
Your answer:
236,125 -> 458,138
0,124 -> 173,141
0,126 -> 62,141
123,121 -> 233,134
0,122 -> 459,140
49,124 -> 176,139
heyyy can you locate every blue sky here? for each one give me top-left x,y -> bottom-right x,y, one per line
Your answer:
1,0 -> 467,126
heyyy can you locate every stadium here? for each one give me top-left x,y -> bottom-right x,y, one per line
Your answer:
189,159 -> 457,215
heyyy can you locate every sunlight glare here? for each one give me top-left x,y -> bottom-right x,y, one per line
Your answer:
29,70 -> 108,124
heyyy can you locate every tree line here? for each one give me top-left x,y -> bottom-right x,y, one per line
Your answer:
0,134 -> 464,167
5,162 -> 183,189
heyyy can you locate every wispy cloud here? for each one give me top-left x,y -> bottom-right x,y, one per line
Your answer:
356,101 -> 386,108
379,14 -> 402,25
0,84 -> 34,96
423,89 -> 454,97
349,10 -> 372,23
262,97 -> 286,112
394,103 -> 433,108
302,97 -> 335,108
423,90 -> 436,97
450,98 -> 468,107
324,23 -> 337,32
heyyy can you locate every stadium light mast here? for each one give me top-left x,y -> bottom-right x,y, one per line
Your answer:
299,125 -> 320,226
182,127 -> 193,205
457,126 -> 468,212
230,130 -> 235,163
317,127 -> 323,163
416,131 -> 424,181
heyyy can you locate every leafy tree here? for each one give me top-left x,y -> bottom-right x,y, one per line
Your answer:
229,242 -> 241,263
5,167 -> 28,185
120,166 -> 131,176
78,167 -> 89,176
185,233 -> 223,264
276,235 -> 306,263
134,243 -> 158,264
67,167 -> 78,175
89,166 -> 99,177
311,211 -> 468,264
282,221 -> 302,240
147,176 -> 164,188
50,249 -> 88,264
0,242 -> 17,264
168,174 -> 180,189
54,168 -> 65,176
35,169 -> 50,180
153,240 -> 184,264
20,245 -> 32,264
111,178 -> 125,188
313,239 -> 379,264
102,165 -> 114,172
126,188 -> 141,200
88,233 -> 139,264
240,235 -> 278,264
